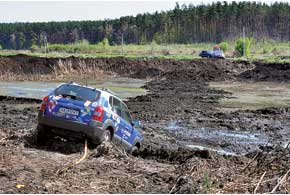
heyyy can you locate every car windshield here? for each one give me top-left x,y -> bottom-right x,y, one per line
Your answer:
55,84 -> 100,102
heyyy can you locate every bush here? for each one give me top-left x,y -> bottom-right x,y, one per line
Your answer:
161,49 -> 170,55
30,44 -> 40,52
153,32 -> 164,44
262,46 -> 270,54
150,40 -> 158,54
151,40 -> 157,46
48,39 -> 93,53
235,37 -> 254,57
73,39 -> 91,53
101,37 -> 110,49
219,42 -> 228,51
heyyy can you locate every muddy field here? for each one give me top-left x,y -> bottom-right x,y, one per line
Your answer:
0,55 -> 290,193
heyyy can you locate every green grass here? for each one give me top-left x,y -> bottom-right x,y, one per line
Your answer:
0,49 -> 201,60
45,42 -> 213,59
203,170 -> 211,193
0,40 -> 289,61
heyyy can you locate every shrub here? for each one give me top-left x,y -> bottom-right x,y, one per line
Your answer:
219,42 -> 228,51
151,40 -> 157,46
139,36 -> 147,45
150,40 -> 158,54
30,44 -> 39,52
153,32 -> 164,44
262,46 -> 270,54
101,37 -> 110,49
73,39 -> 91,53
235,37 -> 254,57
161,49 -> 170,55
47,40 -> 93,53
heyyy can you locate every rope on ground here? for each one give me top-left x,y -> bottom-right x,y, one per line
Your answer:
56,139 -> 88,175
270,169 -> 290,194
267,140 -> 290,166
169,164 -> 198,194
169,175 -> 185,194
242,152 -> 259,171
253,171 -> 266,194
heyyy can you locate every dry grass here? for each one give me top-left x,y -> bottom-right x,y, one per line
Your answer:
52,59 -> 109,79
0,59 -> 114,81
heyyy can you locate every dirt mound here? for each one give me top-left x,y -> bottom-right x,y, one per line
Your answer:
0,95 -> 41,104
239,61 -> 290,82
161,59 -> 254,82
0,55 -> 55,75
0,55 -> 254,81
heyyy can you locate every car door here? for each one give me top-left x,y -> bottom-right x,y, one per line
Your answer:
110,97 -> 133,147
110,97 -> 128,144
110,96 -> 122,134
120,102 -> 134,146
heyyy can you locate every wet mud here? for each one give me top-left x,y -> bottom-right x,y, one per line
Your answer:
1,55 -> 290,193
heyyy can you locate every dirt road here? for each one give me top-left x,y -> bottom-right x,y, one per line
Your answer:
0,55 -> 290,193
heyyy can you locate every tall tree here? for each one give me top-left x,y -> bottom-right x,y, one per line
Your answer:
0,1 -> 289,49
16,32 -> 25,49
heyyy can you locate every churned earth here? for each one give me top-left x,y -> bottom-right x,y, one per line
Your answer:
0,55 -> 290,193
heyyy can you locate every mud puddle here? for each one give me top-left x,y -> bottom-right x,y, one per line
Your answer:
149,121 -> 269,156
0,77 -> 147,100
210,81 -> 290,111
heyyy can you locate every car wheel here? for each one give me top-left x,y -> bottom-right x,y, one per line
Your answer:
36,124 -> 51,146
130,146 -> 139,155
101,130 -> 112,143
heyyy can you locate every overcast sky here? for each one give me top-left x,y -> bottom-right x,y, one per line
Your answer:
0,0 -> 289,23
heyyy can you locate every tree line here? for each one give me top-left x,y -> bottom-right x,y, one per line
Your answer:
0,1 -> 289,50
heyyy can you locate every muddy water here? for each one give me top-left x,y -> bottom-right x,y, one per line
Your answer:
165,81 -> 290,156
163,122 -> 268,155
210,82 -> 290,111
0,77 -> 147,100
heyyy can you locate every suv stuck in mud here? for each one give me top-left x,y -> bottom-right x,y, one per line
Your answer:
36,82 -> 142,154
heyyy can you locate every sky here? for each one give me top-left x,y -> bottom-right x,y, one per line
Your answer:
0,0 -> 289,23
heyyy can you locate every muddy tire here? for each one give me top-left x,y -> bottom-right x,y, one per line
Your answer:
36,124 -> 51,146
101,130 -> 112,144
130,146 -> 139,156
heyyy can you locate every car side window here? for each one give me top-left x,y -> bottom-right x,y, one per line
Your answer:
121,102 -> 132,124
112,97 -> 122,117
101,97 -> 109,108
109,96 -> 113,108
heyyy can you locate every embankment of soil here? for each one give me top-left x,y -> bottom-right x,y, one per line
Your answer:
239,60 -> 290,82
2,54 -> 290,82
0,54 -> 254,81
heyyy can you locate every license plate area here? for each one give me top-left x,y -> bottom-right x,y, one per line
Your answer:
58,107 -> 79,116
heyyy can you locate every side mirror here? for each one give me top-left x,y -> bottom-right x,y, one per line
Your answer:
131,120 -> 140,127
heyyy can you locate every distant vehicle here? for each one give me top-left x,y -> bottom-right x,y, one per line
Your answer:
199,50 -> 214,58
37,82 -> 143,154
212,47 -> 225,59
199,46 -> 225,59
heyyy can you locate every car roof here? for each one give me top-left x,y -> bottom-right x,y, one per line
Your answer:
62,82 -> 123,102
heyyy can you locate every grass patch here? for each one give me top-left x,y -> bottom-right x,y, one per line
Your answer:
0,40 -> 289,61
